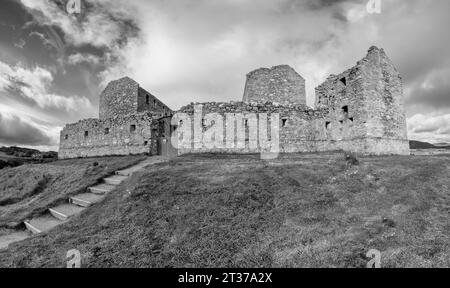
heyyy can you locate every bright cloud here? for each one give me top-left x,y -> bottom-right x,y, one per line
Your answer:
0,61 -> 93,111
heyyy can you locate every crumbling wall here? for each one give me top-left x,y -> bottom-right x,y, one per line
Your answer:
243,65 -> 306,105
59,112 -> 154,159
99,77 -> 140,120
315,46 -> 409,155
137,87 -> 173,116
175,102 -> 330,154
315,63 -> 367,142
360,46 -> 408,139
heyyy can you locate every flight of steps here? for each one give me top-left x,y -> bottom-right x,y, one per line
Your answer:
0,156 -> 166,250
22,157 -> 166,235
23,175 -> 125,234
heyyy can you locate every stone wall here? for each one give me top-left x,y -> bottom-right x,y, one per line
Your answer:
243,65 -> 306,105
137,87 -> 173,116
59,112 -> 155,159
175,102 -> 331,155
314,46 -> 409,155
99,77 -> 139,120
173,47 -> 410,156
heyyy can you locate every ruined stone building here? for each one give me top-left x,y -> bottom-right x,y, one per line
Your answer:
59,46 -> 410,159
59,77 -> 175,159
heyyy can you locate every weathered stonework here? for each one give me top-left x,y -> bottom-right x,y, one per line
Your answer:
243,65 -> 306,105
99,77 -> 172,120
59,46 -> 409,159
176,46 -> 409,156
59,77 -> 174,159
59,112 -> 154,159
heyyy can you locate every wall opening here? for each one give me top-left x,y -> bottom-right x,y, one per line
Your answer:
342,105 -> 349,114
104,128 -> 109,135
146,95 -> 150,105
340,77 -> 347,86
130,124 -> 136,133
282,119 -> 288,127
144,141 -> 148,146
64,134 -> 68,140
84,131 -> 89,137
325,121 -> 331,129
349,117 -> 354,123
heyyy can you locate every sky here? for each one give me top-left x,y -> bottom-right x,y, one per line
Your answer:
0,0 -> 449,151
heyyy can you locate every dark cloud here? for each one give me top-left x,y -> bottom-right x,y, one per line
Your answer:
0,112 -> 54,146
413,126 -> 439,134
406,69 -> 450,111
438,127 -> 450,135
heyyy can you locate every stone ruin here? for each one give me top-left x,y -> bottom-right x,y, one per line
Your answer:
58,46 -> 410,159
59,77 -> 174,159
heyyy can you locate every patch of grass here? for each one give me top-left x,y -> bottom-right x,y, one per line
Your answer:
0,153 -> 448,267
0,155 -> 146,229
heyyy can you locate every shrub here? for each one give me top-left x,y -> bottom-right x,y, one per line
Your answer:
344,151 -> 359,166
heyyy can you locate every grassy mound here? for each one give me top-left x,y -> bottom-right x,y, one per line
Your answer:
0,154 -> 448,268
0,155 -> 146,229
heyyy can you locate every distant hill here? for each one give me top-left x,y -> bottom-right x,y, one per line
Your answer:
409,141 -> 436,149
434,143 -> 450,147
409,140 -> 450,149
0,146 -> 58,170
0,146 -> 57,158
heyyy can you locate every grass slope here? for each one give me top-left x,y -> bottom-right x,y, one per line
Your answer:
0,153 -> 448,268
0,155 -> 146,231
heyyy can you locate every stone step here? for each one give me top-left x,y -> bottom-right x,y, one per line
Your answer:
115,157 -> 165,176
116,167 -> 142,176
104,175 -> 128,185
24,216 -> 65,234
49,204 -> 86,221
89,183 -> 116,194
70,193 -> 104,208
0,231 -> 30,250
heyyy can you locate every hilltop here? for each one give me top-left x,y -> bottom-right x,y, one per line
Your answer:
0,153 -> 448,268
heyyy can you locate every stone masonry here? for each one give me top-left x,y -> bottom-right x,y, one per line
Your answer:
243,65 -> 306,105
59,46 -> 409,159
176,46 -> 409,155
59,77 -> 173,159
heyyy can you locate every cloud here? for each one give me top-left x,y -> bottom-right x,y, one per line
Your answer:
67,53 -> 102,66
0,61 -> 94,112
96,0 -> 369,108
405,67 -> 450,112
0,111 -> 54,146
408,113 -> 450,143
13,39 -> 26,49
19,0 -> 139,48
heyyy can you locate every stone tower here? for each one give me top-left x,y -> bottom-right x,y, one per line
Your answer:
99,77 -> 172,119
315,46 -> 409,155
243,65 -> 306,105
